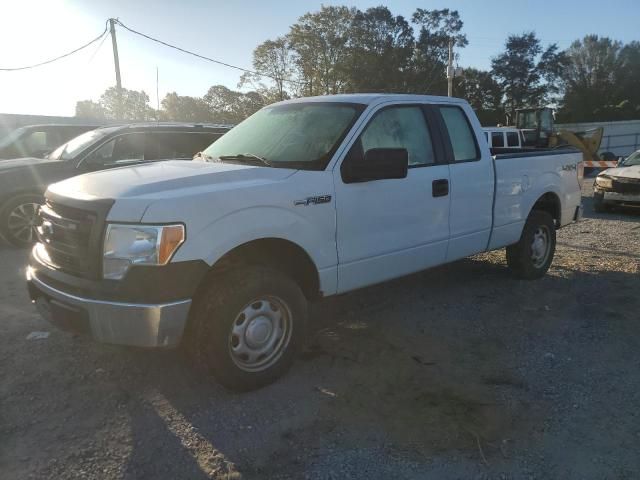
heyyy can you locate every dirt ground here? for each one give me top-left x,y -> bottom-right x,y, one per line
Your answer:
1,182 -> 639,479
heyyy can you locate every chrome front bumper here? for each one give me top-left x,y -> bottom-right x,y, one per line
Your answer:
27,267 -> 191,347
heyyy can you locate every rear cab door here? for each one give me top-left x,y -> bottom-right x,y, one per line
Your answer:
333,101 -> 452,293
434,103 -> 495,261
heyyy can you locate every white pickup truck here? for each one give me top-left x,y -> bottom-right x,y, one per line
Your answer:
27,94 -> 583,390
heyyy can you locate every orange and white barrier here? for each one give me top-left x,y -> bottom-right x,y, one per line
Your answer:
583,160 -> 618,168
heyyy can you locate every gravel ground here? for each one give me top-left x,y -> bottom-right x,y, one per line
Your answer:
1,182 -> 639,479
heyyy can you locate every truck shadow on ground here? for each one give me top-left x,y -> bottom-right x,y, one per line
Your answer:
91,255 -> 639,478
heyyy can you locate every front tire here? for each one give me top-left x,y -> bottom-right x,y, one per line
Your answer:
593,193 -> 608,213
506,210 -> 556,280
0,194 -> 44,247
186,266 -> 308,391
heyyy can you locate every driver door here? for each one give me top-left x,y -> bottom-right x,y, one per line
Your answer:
334,104 -> 451,293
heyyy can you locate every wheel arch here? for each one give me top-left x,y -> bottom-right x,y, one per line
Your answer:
196,237 -> 322,302
530,191 -> 561,227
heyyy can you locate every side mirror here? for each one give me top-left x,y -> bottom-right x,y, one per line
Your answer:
343,148 -> 408,183
617,157 -> 624,166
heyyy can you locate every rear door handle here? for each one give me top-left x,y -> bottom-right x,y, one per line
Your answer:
432,179 -> 449,197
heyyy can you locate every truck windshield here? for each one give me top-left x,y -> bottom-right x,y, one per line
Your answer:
48,129 -> 109,161
202,102 -> 364,170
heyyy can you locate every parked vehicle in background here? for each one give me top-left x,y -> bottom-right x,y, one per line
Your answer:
0,123 -> 231,246
0,124 -> 100,159
593,149 -> 640,212
26,94 -> 583,391
483,127 -> 524,149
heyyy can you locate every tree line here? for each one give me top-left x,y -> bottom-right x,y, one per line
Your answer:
76,6 -> 640,126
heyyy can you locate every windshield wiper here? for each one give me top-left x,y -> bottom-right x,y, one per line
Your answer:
218,153 -> 272,167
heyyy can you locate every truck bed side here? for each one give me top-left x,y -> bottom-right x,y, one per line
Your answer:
488,149 -> 583,251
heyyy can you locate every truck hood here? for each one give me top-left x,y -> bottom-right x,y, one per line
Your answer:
0,156 -> 57,172
48,160 -> 296,201
602,165 -> 640,180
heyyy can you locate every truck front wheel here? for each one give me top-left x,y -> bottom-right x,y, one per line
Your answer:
506,210 -> 556,280
186,266 -> 308,391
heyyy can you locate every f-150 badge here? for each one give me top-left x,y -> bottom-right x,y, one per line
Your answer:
294,195 -> 332,206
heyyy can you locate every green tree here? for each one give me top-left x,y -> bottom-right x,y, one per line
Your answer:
160,92 -> 212,122
455,68 -> 504,124
411,8 -> 468,94
75,100 -> 106,120
99,87 -> 154,120
558,35 -> 637,121
345,6 -> 414,92
288,5 -> 356,95
203,85 -> 265,123
615,41 -> 640,119
491,33 -> 563,116
240,37 -> 296,101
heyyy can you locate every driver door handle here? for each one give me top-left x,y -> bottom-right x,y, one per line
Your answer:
432,179 -> 449,197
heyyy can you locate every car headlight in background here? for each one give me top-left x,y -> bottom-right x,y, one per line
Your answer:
103,224 -> 185,280
595,175 -> 613,189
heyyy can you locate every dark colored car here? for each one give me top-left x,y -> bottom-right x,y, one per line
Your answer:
0,124 -> 101,159
0,123 -> 231,246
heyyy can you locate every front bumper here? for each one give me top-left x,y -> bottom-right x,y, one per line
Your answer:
597,190 -> 640,204
27,267 -> 191,347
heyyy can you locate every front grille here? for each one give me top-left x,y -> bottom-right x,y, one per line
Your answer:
37,201 -> 96,277
612,178 -> 640,194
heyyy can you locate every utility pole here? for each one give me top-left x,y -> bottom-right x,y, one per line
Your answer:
109,18 -> 122,118
447,38 -> 454,97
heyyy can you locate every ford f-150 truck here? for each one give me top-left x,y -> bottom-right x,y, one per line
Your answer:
26,94 -> 584,391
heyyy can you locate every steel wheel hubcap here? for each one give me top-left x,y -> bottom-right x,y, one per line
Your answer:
7,202 -> 40,243
228,296 -> 292,372
530,226 -> 550,268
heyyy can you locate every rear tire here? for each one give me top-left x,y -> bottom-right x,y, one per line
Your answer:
0,194 -> 44,248
185,266 -> 308,391
506,210 -> 556,280
593,193 -> 608,213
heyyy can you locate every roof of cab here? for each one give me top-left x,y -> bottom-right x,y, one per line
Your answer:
94,122 -> 233,133
275,93 -> 469,107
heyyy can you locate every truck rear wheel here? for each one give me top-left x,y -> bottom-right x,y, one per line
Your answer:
186,266 -> 308,391
506,210 -> 556,280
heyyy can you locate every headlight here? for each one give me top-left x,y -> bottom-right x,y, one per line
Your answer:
595,176 -> 613,189
103,224 -> 185,280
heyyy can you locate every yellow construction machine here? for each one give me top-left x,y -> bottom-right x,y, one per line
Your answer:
515,107 -> 608,165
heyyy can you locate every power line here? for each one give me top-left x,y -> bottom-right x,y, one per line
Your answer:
113,19 -> 303,85
88,29 -> 110,63
0,21 -> 109,71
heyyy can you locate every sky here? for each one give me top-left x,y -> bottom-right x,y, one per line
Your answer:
1,0 -> 638,116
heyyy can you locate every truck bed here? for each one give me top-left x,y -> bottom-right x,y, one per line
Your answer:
487,147 -> 583,251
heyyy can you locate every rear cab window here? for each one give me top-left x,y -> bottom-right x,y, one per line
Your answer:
438,106 -> 480,162
506,131 -> 520,147
491,132 -> 505,148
